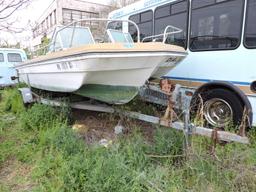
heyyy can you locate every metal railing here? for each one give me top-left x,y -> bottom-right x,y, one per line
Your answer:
142,25 -> 183,43
51,18 -> 141,52
32,18 -> 141,57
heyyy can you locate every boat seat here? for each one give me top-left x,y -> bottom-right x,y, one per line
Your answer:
107,29 -> 134,43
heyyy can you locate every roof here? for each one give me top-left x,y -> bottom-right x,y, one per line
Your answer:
0,48 -> 26,53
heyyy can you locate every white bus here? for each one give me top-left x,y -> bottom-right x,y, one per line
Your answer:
109,0 -> 256,127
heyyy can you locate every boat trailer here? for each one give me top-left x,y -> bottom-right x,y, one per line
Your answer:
18,84 -> 250,145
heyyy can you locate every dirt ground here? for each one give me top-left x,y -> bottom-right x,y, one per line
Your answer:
71,109 -> 157,144
0,157 -> 35,192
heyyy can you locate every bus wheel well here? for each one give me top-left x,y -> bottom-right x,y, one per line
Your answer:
191,81 -> 253,127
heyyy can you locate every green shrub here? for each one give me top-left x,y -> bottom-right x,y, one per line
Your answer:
38,125 -> 86,156
20,104 -> 59,130
0,88 -> 25,114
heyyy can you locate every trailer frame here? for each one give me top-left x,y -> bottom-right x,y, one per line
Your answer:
18,87 -> 250,145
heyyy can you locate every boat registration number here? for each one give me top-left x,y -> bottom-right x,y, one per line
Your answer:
57,62 -> 74,71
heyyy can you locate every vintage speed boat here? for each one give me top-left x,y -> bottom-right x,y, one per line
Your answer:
15,19 -> 187,104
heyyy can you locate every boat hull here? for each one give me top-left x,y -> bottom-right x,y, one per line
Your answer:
151,56 -> 186,79
75,84 -> 138,104
16,43 -> 187,104
17,52 -> 170,104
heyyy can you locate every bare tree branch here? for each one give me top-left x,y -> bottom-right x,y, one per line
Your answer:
0,0 -> 32,20
0,0 -> 32,33
111,0 -> 139,8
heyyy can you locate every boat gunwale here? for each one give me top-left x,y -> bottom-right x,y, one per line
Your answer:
15,51 -> 187,69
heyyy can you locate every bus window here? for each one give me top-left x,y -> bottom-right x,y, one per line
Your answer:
190,0 -> 244,51
7,53 -> 22,62
244,0 -> 256,48
107,21 -> 122,31
129,10 -> 153,41
154,0 -> 188,48
0,53 -> 4,62
192,0 -> 215,9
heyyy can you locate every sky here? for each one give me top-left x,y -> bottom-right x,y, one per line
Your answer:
0,0 -> 112,46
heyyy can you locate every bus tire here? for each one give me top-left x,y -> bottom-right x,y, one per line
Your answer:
192,88 -> 244,127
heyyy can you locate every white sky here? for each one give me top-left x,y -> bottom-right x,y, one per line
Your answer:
0,0 -> 112,46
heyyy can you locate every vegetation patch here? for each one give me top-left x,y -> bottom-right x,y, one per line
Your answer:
0,88 -> 255,191
0,88 -> 25,114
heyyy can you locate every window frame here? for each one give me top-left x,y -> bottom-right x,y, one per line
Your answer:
7,53 -> 22,63
244,0 -> 256,49
0,53 -> 4,62
128,10 -> 154,40
189,0 -> 245,52
154,0 -> 189,49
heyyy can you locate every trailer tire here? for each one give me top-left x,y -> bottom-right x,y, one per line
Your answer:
192,88 -> 244,127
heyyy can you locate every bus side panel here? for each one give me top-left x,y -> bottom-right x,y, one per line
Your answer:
167,47 -> 255,94
166,47 -> 256,125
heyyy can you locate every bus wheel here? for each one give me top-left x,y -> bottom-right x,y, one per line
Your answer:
198,88 -> 244,127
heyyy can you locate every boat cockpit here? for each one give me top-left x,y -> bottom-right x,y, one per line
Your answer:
33,18 -> 183,58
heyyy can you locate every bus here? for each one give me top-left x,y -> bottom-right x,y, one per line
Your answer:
108,0 -> 256,127
0,48 -> 27,87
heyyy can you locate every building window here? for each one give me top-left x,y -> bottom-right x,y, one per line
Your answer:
244,0 -> 256,48
129,10 -> 153,42
48,16 -> 51,28
190,0 -> 244,51
50,13 -> 53,26
62,8 -> 99,26
154,0 -> 188,48
54,10 -> 57,25
0,53 -> 4,62
46,17 -> 48,29
7,53 -> 22,62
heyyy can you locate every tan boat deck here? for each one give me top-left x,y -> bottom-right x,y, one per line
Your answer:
22,43 -> 186,65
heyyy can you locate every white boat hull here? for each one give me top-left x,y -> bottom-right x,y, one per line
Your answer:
17,52 -> 182,104
16,42 -> 187,104
17,52 -> 171,92
151,56 -> 186,79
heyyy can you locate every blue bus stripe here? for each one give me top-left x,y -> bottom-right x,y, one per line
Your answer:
163,76 -> 251,86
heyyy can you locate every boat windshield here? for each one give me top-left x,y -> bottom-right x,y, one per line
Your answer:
51,26 -> 134,52
107,29 -> 134,43
52,26 -> 95,51
32,19 -> 141,57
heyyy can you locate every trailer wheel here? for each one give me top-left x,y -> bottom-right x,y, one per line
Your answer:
193,88 -> 244,127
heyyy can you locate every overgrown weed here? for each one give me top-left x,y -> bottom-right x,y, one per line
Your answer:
0,88 -> 255,191
0,88 -> 25,114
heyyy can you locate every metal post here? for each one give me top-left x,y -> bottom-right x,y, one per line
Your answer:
183,95 -> 193,151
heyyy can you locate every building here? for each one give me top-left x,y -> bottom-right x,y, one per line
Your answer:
31,0 -> 112,50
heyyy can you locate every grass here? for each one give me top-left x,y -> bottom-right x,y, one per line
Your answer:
0,87 -> 256,191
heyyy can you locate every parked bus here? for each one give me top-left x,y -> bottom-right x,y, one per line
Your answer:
109,0 -> 256,127
0,48 -> 27,87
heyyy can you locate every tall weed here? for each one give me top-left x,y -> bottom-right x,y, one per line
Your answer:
0,88 -> 25,114
20,103 -> 69,131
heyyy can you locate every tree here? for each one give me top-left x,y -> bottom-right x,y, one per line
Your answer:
111,0 -> 139,8
121,0 -> 139,6
0,0 -> 32,32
